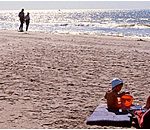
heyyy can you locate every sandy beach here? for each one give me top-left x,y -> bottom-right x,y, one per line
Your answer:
0,30 -> 149,128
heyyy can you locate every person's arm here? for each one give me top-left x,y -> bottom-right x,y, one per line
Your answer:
104,92 -> 107,99
18,12 -> 20,17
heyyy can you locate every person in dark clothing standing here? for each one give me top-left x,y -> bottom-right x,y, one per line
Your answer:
24,12 -> 30,31
18,9 -> 25,32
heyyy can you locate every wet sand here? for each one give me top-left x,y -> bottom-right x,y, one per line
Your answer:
0,30 -> 150,128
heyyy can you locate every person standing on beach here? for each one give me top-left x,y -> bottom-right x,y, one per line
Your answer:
18,9 -> 25,32
24,12 -> 30,31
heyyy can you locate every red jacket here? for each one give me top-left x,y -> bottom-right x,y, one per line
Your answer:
135,109 -> 150,128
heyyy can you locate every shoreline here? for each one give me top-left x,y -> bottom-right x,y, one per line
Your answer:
1,29 -> 150,42
0,30 -> 150,128
1,8 -> 150,40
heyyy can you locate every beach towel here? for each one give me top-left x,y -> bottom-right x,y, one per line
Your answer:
86,104 -> 132,127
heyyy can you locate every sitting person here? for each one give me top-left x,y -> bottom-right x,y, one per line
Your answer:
104,78 -> 129,110
134,96 -> 150,129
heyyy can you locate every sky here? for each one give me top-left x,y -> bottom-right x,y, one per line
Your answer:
0,1 -> 150,10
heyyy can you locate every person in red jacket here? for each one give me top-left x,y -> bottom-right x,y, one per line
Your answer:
134,96 -> 150,128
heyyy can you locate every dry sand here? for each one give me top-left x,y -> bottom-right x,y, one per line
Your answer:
0,30 -> 149,128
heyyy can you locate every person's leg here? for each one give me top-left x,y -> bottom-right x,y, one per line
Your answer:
134,110 -> 143,128
26,22 -> 28,31
19,20 -> 22,30
26,21 -> 29,31
20,20 -> 24,31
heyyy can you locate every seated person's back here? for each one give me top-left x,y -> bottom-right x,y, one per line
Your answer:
105,89 -> 118,110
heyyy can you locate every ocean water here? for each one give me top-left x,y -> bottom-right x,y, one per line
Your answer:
0,9 -> 150,38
